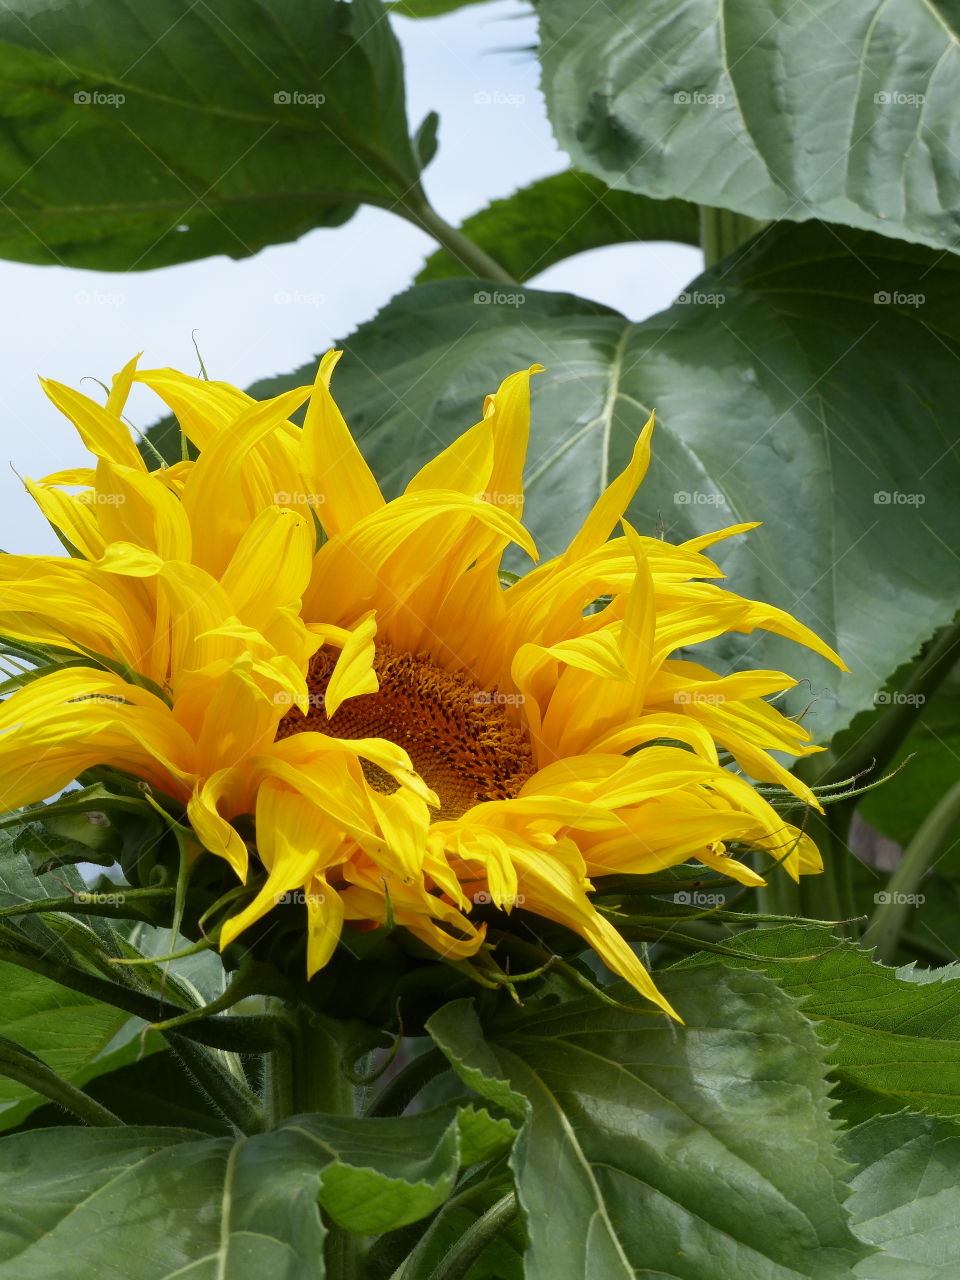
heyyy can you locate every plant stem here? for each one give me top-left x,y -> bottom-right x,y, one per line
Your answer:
0,1034 -> 121,1127
427,1192 -> 517,1280
399,199 -> 516,283
0,937 -> 283,1053
365,1048 -> 447,1118
265,1003 -> 354,1126
863,777 -> 960,963
262,1006 -> 358,1278
164,1032 -> 264,1135
386,1175 -> 512,1280
698,206 -> 765,267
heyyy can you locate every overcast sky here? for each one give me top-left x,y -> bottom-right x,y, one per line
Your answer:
0,0 -> 700,556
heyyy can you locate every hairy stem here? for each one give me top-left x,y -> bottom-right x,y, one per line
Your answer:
0,1034 -> 121,1127
164,1033 -> 264,1135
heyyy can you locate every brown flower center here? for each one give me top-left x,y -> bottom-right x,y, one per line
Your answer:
276,643 -> 535,821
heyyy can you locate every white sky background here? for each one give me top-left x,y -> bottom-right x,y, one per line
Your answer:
0,0 -> 701,556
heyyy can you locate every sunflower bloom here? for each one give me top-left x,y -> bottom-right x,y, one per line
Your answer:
0,353 -> 846,1018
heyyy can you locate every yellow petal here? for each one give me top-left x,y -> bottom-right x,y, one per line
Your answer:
300,350 -> 384,536
561,411 -> 654,565
314,611 -> 379,717
41,378 -> 145,472
405,419 -> 494,499
219,782 -> 344,951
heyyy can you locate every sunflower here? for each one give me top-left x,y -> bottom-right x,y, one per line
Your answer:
0,354 -> 845,1018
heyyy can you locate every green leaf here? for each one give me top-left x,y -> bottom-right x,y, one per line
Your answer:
841,1112 -> 960,1278
859,677 -> 960,847
538,0 -> 960,253
678,924 -> 960,1124
0,0 -> 426,269
216,219 -> 960,745
417,171 -> 701,282
0,1107 -> 489,1276
0,1126 -> 326,1279
0,826 -> 233,1131
412,109 -> 440,170
388,0 -> 495,15
0,965 -> 132,1124
428,968 -> 870,1279
455,1103 -> 516,1167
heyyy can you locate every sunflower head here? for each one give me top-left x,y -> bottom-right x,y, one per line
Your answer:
0,352 -> 846,1023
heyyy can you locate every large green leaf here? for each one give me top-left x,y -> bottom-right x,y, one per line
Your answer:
428,968 -> 870,1279
0,1105 -> 496,1277
218,220 -> 960,745
0,966 -> 131,1122
841,1112 -> 960,1278
538,0 -> 960,254
679,924 -> 960,1123
0,1126 -> 325,1279
0,0 -> 426,269
417,171 -> 701,282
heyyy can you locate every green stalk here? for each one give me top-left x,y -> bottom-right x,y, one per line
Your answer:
164,1032 -> 264,1135
365,1048 -> 447,1118
265,1004 -> 354,1126
795,801 -> 856,933
0,935 -> 283,1053
0,1034 -> 121,1127
427,1192 -> 517,1280
387,1176 -> 512,1280
399,199 -> 516,284
698,206 -> 765,266
863,778 -> 960,963
262,1005 -> 357,1279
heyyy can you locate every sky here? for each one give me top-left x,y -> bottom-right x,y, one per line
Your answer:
0,0 -> 700,556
